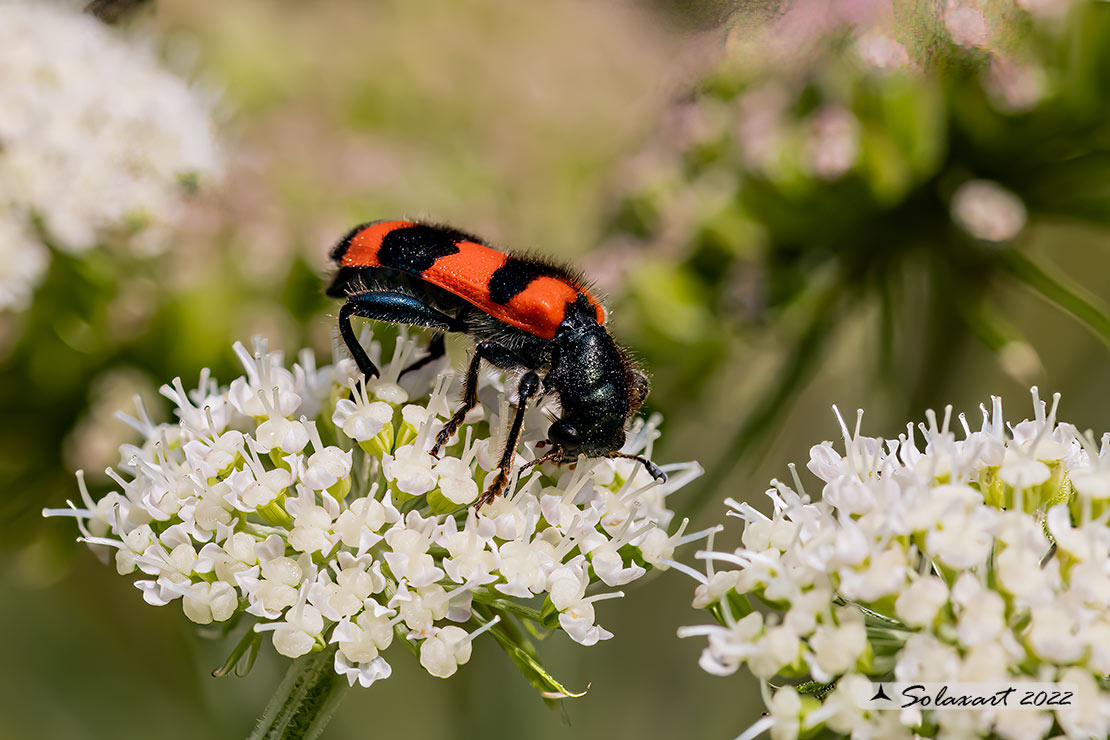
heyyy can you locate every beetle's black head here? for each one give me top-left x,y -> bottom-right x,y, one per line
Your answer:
546,299 -> 651,458
548,414 -> 625,458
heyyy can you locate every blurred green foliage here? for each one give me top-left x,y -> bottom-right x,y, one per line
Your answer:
603,0 -> 1110,513
5,1 -> 1110,739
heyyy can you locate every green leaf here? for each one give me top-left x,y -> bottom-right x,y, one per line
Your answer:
212,628 -> 263,678
484,618 -> 587,700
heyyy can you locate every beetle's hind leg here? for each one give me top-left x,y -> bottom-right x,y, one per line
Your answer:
339,291 -> 464,379
339,301 -> 380,378
476,370 -> 541,508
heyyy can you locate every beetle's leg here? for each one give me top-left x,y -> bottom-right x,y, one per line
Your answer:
606,452 -> 667,483
431,343 -> 487,456
518,448 -> 567,474
340,291 -> 463,379
399,334 -> 446,378
476,370 -> 541,508
432,340 -> 531,456
339,301 -> 379,378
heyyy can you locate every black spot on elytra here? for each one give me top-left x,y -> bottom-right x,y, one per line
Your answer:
489,258 -> 563,304
377,224 -> 462,273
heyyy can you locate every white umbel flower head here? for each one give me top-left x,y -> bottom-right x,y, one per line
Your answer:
45,334 -> 701,697
680,389 -> 1110,740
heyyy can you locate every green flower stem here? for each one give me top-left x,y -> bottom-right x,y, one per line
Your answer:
470,591 -> 545,623
1000,249 -> 1110,348
249,645 -> 349,740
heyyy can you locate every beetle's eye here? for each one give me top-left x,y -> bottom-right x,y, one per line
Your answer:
548,420 -> 580,447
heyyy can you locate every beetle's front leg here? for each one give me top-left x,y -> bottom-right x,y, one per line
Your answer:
432,343 -> 487,457
475,370 -> 541,508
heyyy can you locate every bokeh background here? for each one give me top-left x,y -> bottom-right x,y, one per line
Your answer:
3,0 -> 1110,737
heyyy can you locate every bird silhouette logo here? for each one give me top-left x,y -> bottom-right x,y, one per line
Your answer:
871,685 -> 892,702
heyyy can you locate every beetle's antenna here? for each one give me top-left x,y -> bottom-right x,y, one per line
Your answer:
606,452 -> 667,483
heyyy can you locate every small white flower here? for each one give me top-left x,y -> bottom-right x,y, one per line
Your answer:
229,341 -> 301,419
418,617 -> 500,679
767,686 -> 803,740
749,624 -> 802,678
1028,602 -> 1085,663
808,613 -> 866,678
334,651 -> 392,689
439,519 -> 498,586
894,575 -> 949,628
383,526 -> 444,588
259,600 -> 325,659
183,431 -> 244,481
182,581 -> 237,624
248,556 -> 303,619
302,446 -> 353,493
228,461 -> 292,512
495,538 -> 554,597
254,417 -> 309,456
332,493 -> 395,554
332,382 -> 394,446
331,604 -> 395,664
434,455 -> 480,506
383,443 -> 439,496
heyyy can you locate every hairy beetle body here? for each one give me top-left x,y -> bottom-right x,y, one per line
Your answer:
327,220 -> 662,505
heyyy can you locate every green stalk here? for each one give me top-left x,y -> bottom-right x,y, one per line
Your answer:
1000,249 -> 1110,348
249,645 -> 349,740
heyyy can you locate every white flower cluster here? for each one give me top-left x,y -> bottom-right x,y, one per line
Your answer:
0,1 -> 220,310
46,334 -> 704,690
679,389 -> 1110,740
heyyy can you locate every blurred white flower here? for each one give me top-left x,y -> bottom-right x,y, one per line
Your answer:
951,179 -> 1027,242
0,210 -> 48,310
0,1 -> 221,310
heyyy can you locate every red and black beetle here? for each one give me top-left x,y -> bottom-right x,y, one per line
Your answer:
326,219 -> 665,506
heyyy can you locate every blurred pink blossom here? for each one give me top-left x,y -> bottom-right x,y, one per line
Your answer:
945,3 -> 990,48
804,106 -> 860,180
856,32 -> 911,71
